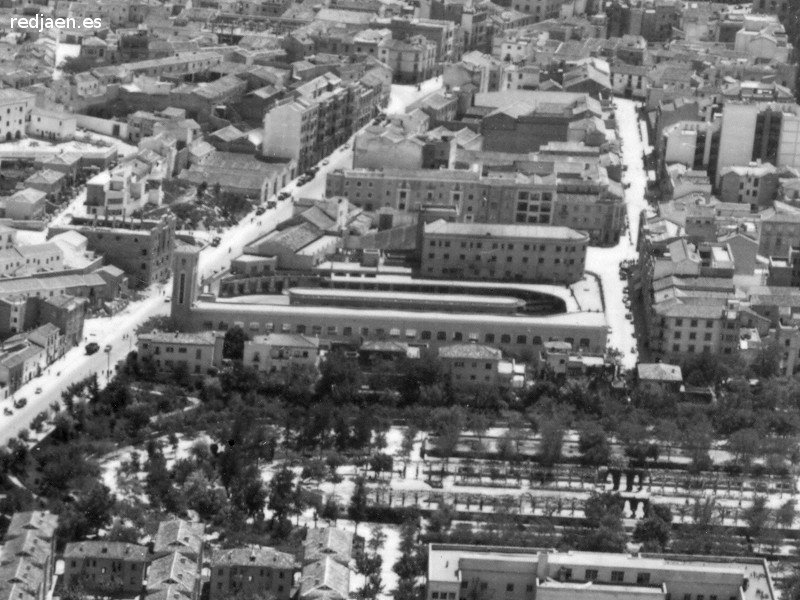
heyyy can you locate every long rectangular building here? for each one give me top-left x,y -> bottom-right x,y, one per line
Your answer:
427,545 -> 774,600
326,164 -> 625,245
422,221 -> 588,284
169,247 -> 607,361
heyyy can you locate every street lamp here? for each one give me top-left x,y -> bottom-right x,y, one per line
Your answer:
104,345 -> 112,378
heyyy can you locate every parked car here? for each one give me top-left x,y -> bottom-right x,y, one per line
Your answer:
104,344 -> 112,352
3,408 -> 11,416
14,398 -> 26,409
625,312 -> 632,320
267,200 -> 277,209
85,342 -> 100,355
255,207 -> 265,216
211,236 -> 221,247
278,191 -> 290,200
322,159 -> 329,166
35,387 -> 42,394
164,296 -> 172,303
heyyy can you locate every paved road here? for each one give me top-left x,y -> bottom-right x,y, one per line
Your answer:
585,98 -> 649,370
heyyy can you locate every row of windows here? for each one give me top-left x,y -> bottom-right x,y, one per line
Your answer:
203,320 -> 591,347
428,240 -> 578,252
428,253 -> 580,266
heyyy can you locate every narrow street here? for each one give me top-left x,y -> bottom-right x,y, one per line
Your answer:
585,98 -> 650,370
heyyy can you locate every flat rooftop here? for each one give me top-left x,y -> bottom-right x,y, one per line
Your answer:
194,300 -> 608,330
427,546 -> 773,600
322,273 -> 580,313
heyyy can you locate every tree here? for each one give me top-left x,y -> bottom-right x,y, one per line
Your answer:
60,55 -> 96,74
633,504 -> 672,551
267,467 -> 297,525
74,483 -> 115,534
321,496 -> 340,523
727,428 -> 762,469
777,499 -> 796,528
431,407 -> 464,461
538,418 -> 564,467
232,464 -> 268,521
653,419 -> 680,463
578,422 -> 610,466
223,326 -> 249,360
580,492 -> 627,552
743,495 -> 771,540
368,523 -> 387,553
349,476 -> 369,529
369,454 -> 394,478
750,341 -> 781,379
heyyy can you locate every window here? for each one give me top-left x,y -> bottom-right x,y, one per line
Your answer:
636,573 -> 650,584
525,585 -> 533,593
585,570 -> 598,581
675,319 -> 683,326
461,583 -> 469,590
516,335 -> 527,344
506,584 -> 514,592
437,331 -> 447,341
485,333 -> 495,343
611,571 -> 624,583
501,334 -> 511,343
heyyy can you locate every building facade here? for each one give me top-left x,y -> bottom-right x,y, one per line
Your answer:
421,221 -> 588,284
48,215 -> 176,288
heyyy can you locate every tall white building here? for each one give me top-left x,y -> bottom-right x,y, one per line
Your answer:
0,89 -> 35,142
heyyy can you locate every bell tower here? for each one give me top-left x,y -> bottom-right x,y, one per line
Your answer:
171,245 -> 201,328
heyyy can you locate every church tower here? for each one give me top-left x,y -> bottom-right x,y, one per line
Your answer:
171,245 -> 201,328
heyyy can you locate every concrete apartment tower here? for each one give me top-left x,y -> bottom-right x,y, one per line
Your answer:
171,245 -> 201,327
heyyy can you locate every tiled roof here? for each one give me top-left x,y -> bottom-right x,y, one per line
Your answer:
138,331 -> 216,346
438,344 -> 503,360
153,520 -> 205,558
146,552 -> 198,594
303,529 -> 352,565
209,546 -> 296,569
299,558 -> 350,600
63,542 -> 148,561
4,512 -> 58,542
637,363 -> 682,382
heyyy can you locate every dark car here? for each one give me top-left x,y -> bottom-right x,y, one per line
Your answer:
85,342 -> 100,355
278,191 -> 290,200
210,236 -> 221,247
13,398 -> 26,409
266,200 -> 277,209
255,207 -> 265,216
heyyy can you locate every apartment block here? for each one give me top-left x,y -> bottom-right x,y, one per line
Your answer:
378,35 -> 438,83
242,333 -> 321,374
475,91 -> 605,153
208,547 -> 297,600
427,545 -> 772,600
48,215 -> 176,289
759,201 -> 800,257
84,163 -> 151,218
717,102 -> 800,183
63,542 -> 149,595
718,163 -> 779,209
0,89 -> 34,142
422,221 -> 588,283
263,73 -> 384,173
327,164 -> 623,244
136,331 -> 220,376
